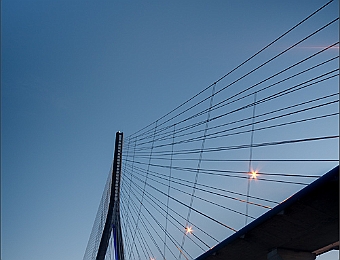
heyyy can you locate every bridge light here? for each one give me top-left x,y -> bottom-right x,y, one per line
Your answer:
250,170 -> 258,179
185,226 -> 193,234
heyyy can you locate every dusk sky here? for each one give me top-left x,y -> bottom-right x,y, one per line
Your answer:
2,1 -> 339,260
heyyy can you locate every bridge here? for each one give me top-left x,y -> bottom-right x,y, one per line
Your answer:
83,1 -> 339,259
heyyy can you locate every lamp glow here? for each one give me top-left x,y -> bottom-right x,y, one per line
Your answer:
185,226 -> 193,234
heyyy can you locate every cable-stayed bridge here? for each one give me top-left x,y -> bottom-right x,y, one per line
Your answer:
84,1 -> 339,259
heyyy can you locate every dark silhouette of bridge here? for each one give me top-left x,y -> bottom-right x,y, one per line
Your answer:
83,1 -> 339,259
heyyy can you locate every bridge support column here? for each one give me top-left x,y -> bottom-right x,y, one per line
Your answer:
96,131 -> 124,260
267,248 -> 315,260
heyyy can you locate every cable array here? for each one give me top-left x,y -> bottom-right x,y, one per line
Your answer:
84,167 -> 113,260
84,1 -> 338,259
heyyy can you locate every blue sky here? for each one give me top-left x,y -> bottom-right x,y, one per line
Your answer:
1,1 -> 339,260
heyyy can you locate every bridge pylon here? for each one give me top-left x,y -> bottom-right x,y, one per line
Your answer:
96,131 -> 125,260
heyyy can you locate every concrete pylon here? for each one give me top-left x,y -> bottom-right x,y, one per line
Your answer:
267,248 -> 316,260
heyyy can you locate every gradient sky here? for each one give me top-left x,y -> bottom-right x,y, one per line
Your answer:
1,1 -> 339,260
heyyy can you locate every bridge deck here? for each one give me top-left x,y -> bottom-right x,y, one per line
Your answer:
196,166 -> 339,260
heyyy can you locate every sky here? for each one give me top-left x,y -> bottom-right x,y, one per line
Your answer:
1,1 -> 339,260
